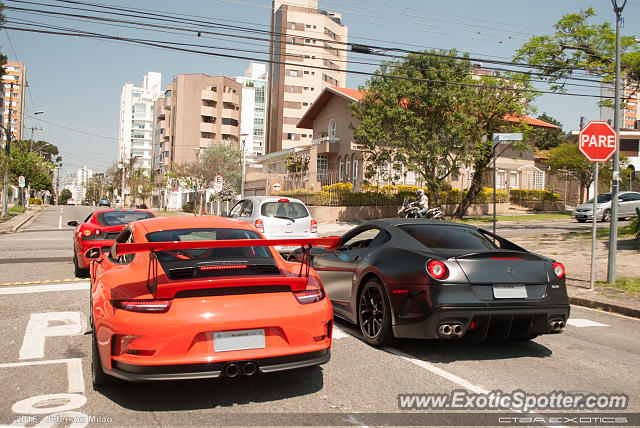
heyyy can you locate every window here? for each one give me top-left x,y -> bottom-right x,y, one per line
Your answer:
533,170 -> 544,190
221,117 -> 239,126
229,201 -> 245,217
328,119 -> 337,138
339,160 -> 343,181
344,160 -> 350,182
288,69 -> 299,77
261,201 -> 309,219
352,159 -> 358,184
342,228 -> 390,250
239,200 -> 254,217
317,155 -> 328,178
509,171 -> 518,188
398,225 -> 498,253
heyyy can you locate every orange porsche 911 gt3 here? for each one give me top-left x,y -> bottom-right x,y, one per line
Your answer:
86,216 -> 339,387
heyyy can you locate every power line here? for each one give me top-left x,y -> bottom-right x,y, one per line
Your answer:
24,113 -> 119,142
5,24 -> 610,99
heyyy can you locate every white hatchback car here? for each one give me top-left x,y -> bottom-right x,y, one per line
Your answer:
226,196 -> 317,253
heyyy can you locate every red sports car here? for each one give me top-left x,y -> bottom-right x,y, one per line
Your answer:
85,216 -> 339,387
69,209 -> 155,277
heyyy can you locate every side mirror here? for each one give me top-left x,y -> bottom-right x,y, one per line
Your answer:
67,221 -> 78,227
85,247 -> 102,260
220,211 -> 228,217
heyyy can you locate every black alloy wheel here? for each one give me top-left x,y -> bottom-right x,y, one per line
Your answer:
358,279 -> 394,346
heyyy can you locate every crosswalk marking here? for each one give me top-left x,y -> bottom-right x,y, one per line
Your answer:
567,318 -> 609,328
332,326 -> 350,339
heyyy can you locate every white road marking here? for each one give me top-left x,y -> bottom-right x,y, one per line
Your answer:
58,214 -> 62,230
19,312 -> 83,360
566,318 -> 609,328
332,326 -> 350,339
12,393 -> 87,415
0,358 -> 84,393
0,282 -> 89,295
572,304 -> 640,321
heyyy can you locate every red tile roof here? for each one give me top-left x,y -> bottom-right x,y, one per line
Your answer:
330,86 -> 365,102
505,114 -> 557,129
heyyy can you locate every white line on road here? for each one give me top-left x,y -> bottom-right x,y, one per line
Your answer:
58,213 -> 62,229
0,282 -> 89,295
566,318 -> 609,328
332,326 -> 350,339
0,358 -> 84,393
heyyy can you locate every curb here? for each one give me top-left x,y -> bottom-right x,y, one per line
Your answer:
569,296 -> 640,319
12,205 -> 46,233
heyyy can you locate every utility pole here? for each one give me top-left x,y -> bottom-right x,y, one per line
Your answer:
2,83 -> 15,217
607,0 -> 627,284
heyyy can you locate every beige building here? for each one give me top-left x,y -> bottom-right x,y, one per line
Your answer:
266,0 -> 348,154
2,61 -> 27,144
247,86 -> 556,195
152,74 -> 242,208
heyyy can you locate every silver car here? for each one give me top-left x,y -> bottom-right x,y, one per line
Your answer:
226,196 -> 318,253
573,191 -> 640,222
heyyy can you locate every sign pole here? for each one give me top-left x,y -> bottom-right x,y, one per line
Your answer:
590,163 -> 599,291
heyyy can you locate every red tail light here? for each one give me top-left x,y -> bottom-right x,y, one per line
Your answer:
94,229 -> 101,236
255,219 -> 264,233
278,198 -> 289,202
310,219 -> 317,233
294,282 -> 326,304
552,262 -> 565,279
426,260 -> 449,280
82,229 -> 92,237
112,299 -> 172,313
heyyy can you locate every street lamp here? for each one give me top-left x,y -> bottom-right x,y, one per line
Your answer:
240,133 -> 249,197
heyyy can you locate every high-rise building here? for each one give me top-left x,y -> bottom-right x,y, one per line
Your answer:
152,74 -> 242,208
267,0 -> 348,153
1,61 -> 27,145
118,72 -> 162,171
235,63 -> 268,157
600,80 -> 640,129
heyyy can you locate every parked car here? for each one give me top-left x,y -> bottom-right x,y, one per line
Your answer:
225,196 -> 317,254
68,209 -> 155,277
573,191 -> 640,222
84,216 -> 339,387
287,218 -> 570,346
99,198 -> 110,207
66,198 -> 76,205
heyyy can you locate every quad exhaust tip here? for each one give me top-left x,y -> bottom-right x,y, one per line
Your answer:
224,361 -> 259,377
549,320 -> 566,333
438,323 -> 465,338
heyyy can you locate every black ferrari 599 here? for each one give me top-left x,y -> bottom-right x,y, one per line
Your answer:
287,219 -> 570,346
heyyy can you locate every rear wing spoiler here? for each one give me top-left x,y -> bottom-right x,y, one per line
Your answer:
113,237 -> 341,257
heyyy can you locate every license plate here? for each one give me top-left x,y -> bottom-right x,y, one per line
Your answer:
493,284 -> 527,299
213,329 -> 265,352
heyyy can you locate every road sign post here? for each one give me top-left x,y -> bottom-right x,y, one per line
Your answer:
578,121 -> 618,289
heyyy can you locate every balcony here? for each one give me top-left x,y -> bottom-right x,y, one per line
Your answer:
201,89 -> 217,101
200,122 -> 216,133
222,92 -> 240,105
199,138 -> 216,147
312,136 -> 340,145
201,106 -> 215,117
220,124 -> 237,135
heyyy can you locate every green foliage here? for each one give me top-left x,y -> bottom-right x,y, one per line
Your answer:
510,189 -> 561,204
8,140 -> 55,192
286,154 -> 309,175
182,201 -> 194,213
545,142 -> 600,194
514,7 -> 640,100
531,113 -> 565,150
629,208 -> 640,240
59,189 -> 72,204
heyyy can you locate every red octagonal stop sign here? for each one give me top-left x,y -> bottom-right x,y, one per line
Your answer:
578,121 -> 618,162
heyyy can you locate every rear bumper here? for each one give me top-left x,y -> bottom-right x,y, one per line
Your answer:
393,304 -> 570,340
106,348 -> 330,382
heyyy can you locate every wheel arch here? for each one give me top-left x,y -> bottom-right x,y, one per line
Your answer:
354,271 -> 397,326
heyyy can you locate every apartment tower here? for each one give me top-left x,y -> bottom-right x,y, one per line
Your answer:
2,61 -> 27,144
267,0 -> 348,153
118,72 -> 163,171
235,62 -> 268,158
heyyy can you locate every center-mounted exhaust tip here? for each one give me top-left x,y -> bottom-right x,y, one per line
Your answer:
224,363 -> 240,378
242,361 -> 258,376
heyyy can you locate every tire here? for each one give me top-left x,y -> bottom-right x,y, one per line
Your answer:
577,219 -> 587,223
73,254 -> 88,278
91,328 -> 112,388
602,209 -> 611,222
358,278 -> 394,346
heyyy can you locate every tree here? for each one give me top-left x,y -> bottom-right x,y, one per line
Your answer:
545,142 -> 598,203
59,189 -> 72,205
286,154 -> 309,189
170,143 -> 241,215
352,49 -> 478,205
531,113 -> 565,150
9,140 -> 55,195
514,7 -> 640,100
451,71 -> 535,218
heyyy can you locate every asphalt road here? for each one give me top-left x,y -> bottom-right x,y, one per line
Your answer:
0,206 -> 638,426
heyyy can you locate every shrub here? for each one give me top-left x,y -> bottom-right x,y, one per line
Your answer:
182,201 -> 194,213
629,208 -> 640,240
510,189 -> 560,204
29,198 -> 42,205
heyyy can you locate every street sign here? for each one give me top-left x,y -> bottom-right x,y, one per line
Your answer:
272,182 -> 282,192
213,183 -> 223,193
214,175 -> 223,184
18,176 -> 25,188
578,121 -> 618,162
492,133 -> 523,143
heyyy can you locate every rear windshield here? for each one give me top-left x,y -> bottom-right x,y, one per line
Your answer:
261,201 -> 309,219
398,224 -> 497,251
96,211 -> 154,226
146,228 -> 273,262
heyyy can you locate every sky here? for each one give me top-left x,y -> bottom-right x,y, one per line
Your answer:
2,0 -> 640,175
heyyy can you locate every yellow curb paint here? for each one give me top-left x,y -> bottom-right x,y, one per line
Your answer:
32,281 -> 41,284
42,280 -> 51,283
1,283 -> 10,286
53,280 -> 61,283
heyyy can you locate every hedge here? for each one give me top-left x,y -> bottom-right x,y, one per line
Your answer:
510,189 -> 560,204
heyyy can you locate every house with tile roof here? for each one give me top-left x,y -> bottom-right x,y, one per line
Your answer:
244,86 -> 558,195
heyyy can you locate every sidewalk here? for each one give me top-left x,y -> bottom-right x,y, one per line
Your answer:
0,204 -> 46,234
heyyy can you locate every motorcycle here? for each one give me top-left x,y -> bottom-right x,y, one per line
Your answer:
397,198 -> 443,219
